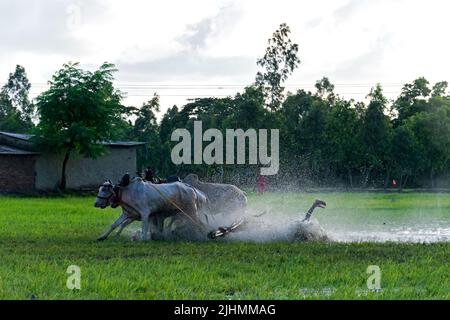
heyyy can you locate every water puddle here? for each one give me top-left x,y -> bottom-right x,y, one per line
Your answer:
325,221 -> 450,243
330,228 -> 450,243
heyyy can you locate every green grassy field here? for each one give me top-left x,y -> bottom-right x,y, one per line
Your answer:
0,192 -> 448,300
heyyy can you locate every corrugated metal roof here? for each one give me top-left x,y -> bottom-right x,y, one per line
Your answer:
100,141 -> 146,147
0,145 -> 38,155
0,131 -> 33,141
0,132 -> 146,147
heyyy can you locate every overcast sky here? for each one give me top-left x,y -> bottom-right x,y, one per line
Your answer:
0,0 -> 449,114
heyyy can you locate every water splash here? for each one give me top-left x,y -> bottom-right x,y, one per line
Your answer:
127,198 -> 450,243
329,225 -> 450,243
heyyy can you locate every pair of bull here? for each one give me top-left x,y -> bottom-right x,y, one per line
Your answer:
94,174 -> 247,241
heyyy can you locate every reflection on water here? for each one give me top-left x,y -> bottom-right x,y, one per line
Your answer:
330,228 -> 450,243
325,221 -> 450,243
250,192 -> 450,243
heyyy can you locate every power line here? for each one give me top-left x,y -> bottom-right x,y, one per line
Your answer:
1,82 -> 407,88
18,82 -> 404,99
28,91 -> 403,97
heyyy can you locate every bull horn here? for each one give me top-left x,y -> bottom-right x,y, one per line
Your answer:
119,173 -> 130,187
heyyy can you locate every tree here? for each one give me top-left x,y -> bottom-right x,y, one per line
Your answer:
325,98 -> 361,187
406,98 -> 450,187
315,77 -> 336,103
159,105 -> 191,176
133,94 -> 162,172
278,88 -> 331,185
278,90 -> 313,178
256,23 -> 301,111
0,65 -> 34,133
183,96 -> 234,131
393,77 -> 431,126
391,125 -> 421,191
432,81 -> 448,97
33,62 -> 126,190
297,97 -> 330,183
225,86 -> 267,130
359,85 -> 393,187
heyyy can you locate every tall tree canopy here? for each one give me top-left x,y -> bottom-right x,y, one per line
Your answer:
393,77 -> 431,126
33,62 -> 126,189
0,65 -> 34,133
359,85 -> 393,186
256,23 -> 301,111
133,94 -> 162,172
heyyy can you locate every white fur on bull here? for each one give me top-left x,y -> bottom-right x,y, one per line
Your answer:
96,176 -> 209,241
96,174 -> 329,242
183,174 -> 248,215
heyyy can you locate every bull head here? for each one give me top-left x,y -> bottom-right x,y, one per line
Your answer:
94,180 -> 115,209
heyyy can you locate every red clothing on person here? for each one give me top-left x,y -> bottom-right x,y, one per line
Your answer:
257,175 -> 266,194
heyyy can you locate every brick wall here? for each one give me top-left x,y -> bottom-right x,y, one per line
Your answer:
0,155 -> 36,192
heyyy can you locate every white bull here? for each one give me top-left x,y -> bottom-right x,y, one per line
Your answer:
94,177 -> 208,241
183,174 -> 248,215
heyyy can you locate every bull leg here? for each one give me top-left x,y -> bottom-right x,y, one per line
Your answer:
166,217 -> 174,231
97,213 -> 127,241
302,200 -> 327,222
149,215 -> 166,240
149,215 -> 160,240
156,215 -> 165,236
201,211 -> 210,225
114,218 -> 136,238
184,206 -> 207,238
141,214 -> 151,241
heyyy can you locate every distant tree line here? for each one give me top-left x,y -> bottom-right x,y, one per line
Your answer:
119,77 -> 449,190
0,24 -> 448,190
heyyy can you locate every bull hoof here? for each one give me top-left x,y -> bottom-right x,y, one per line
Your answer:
97,236 -> 107,241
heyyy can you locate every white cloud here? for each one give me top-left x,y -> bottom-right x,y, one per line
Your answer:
0,0 -> 448,112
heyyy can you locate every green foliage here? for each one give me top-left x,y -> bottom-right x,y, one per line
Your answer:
393,77 -> 432,125
132,94 -> 162,173
0,65 -> 34,133
315,77 -> 336,102
432,81 -> 448,97
359,85 -> 393,186
225,86 -> 268,130
33,62 -> 126,189
149,77 -> 449,189
324,98 -> 361,187
0,54 -> 447,190
405,99 -> 450,187
391,125 -> 421,189
256,23 -> 301,111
